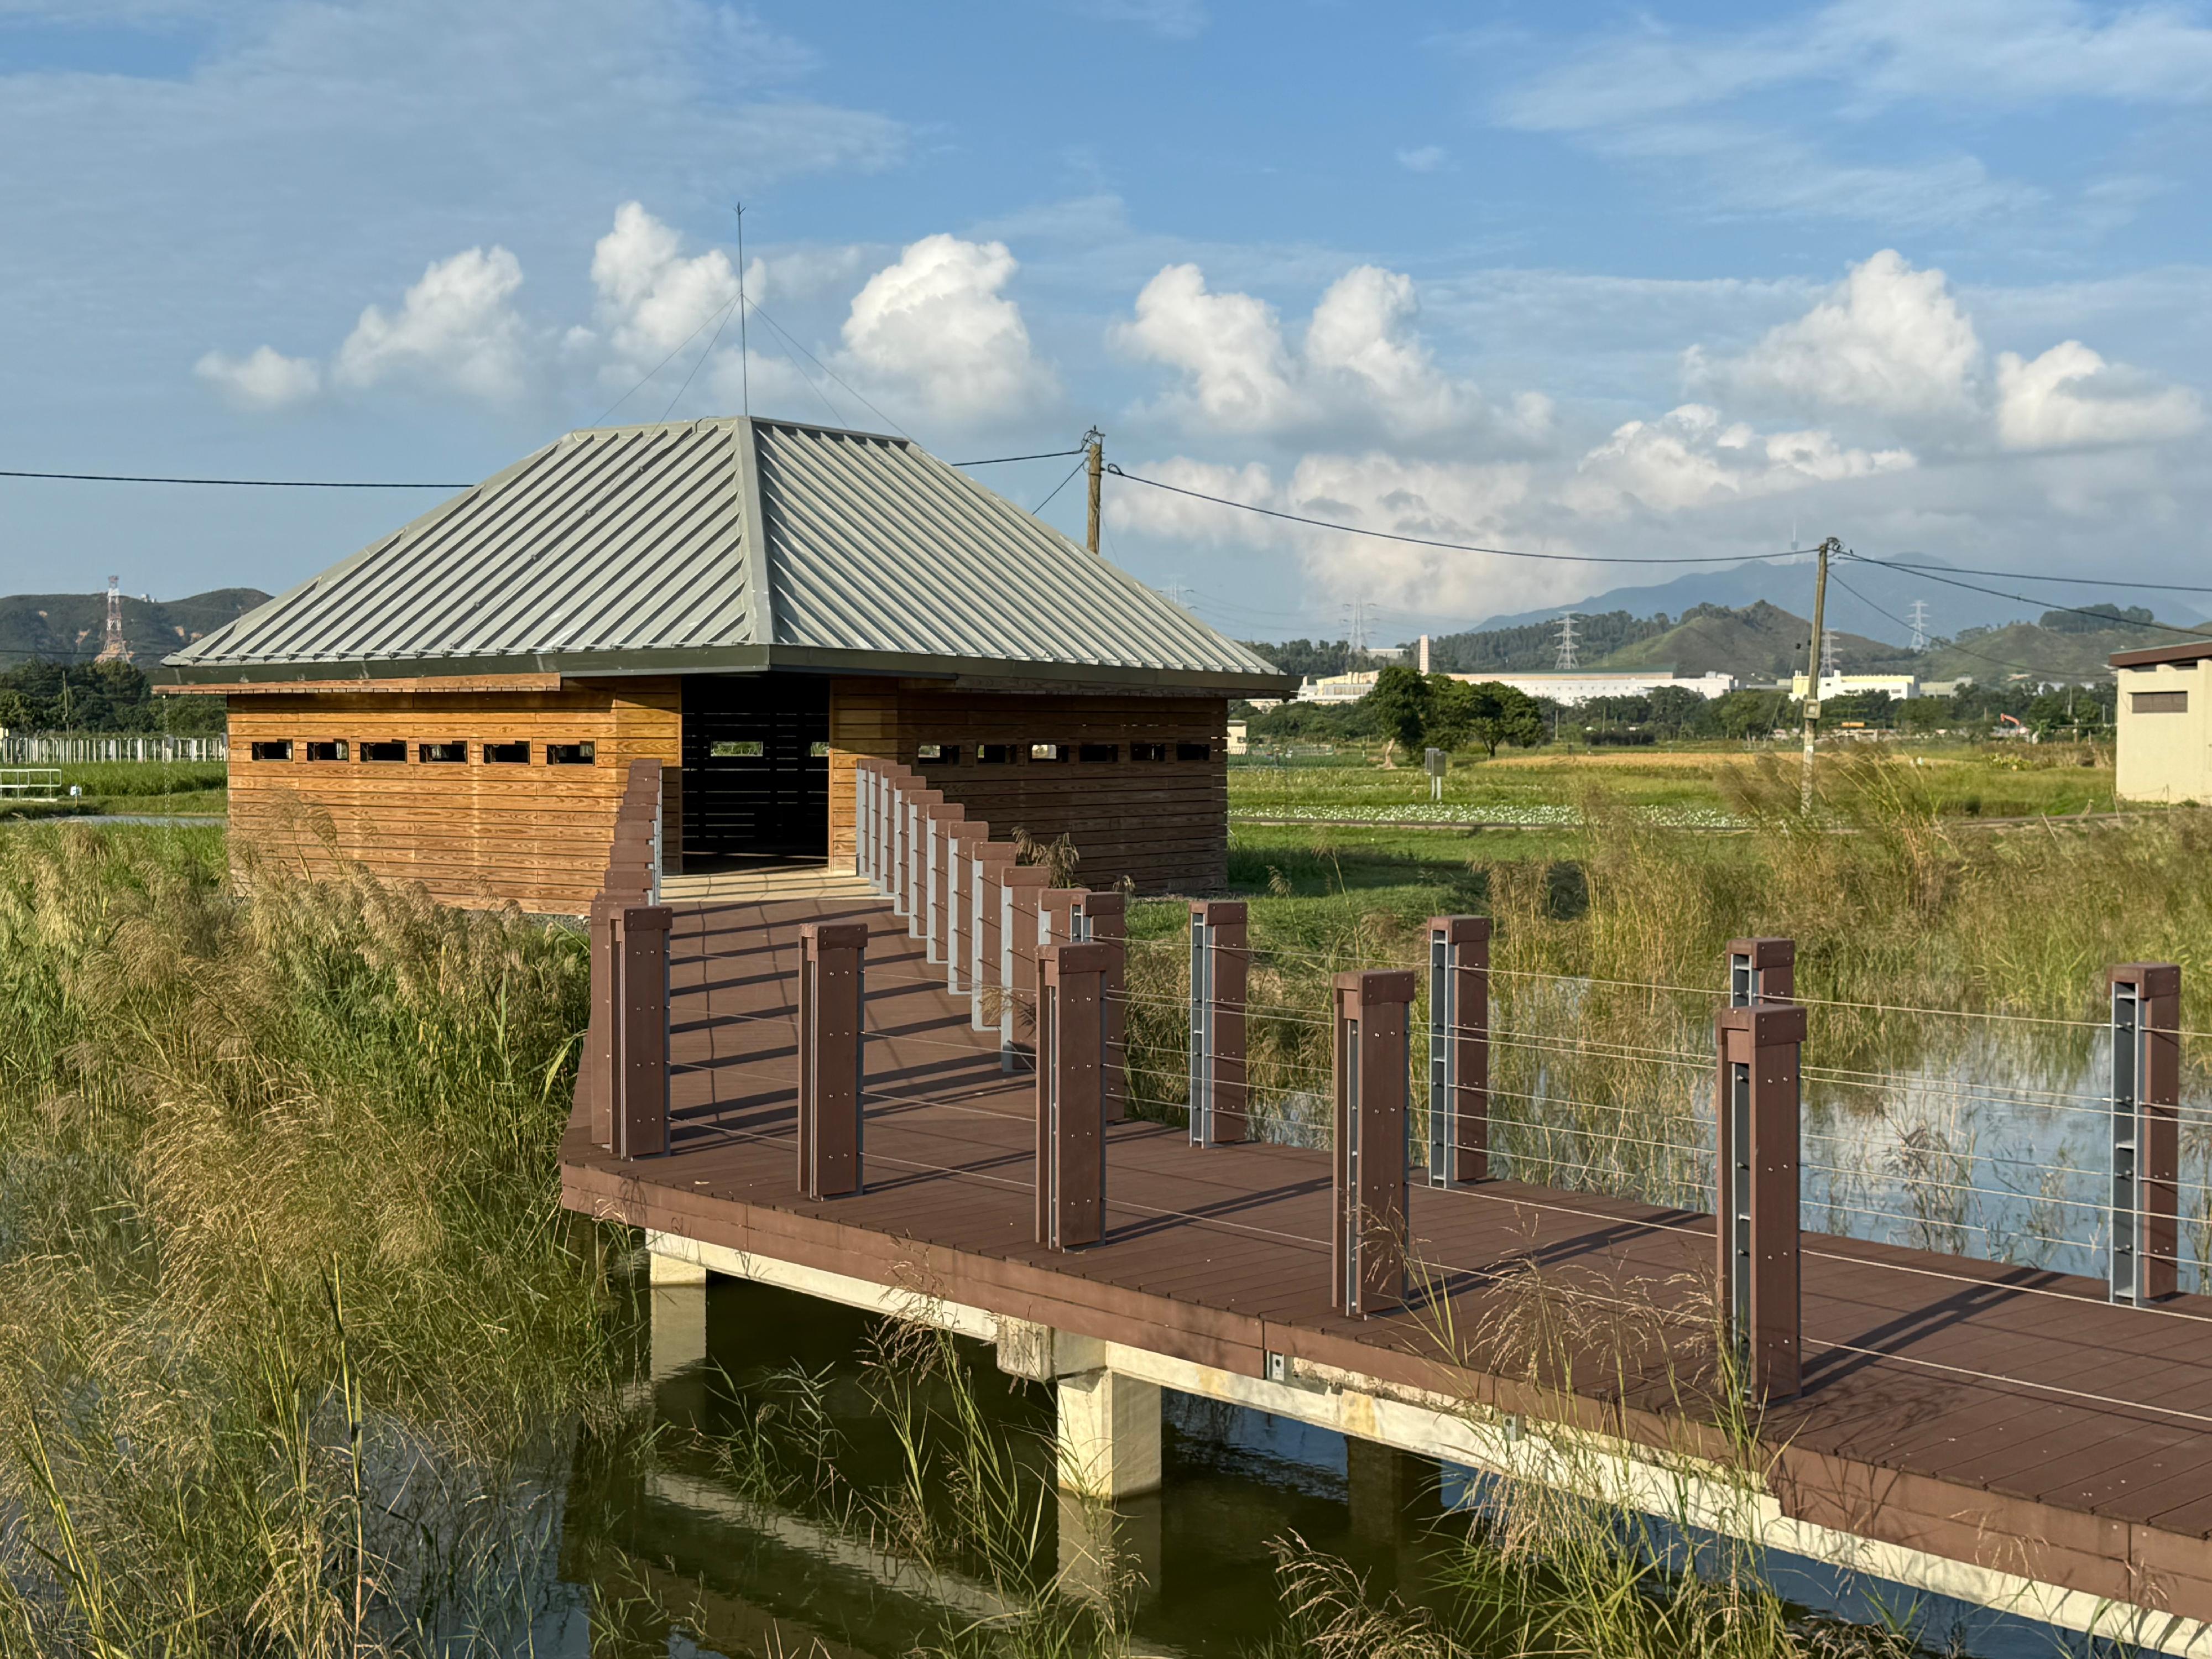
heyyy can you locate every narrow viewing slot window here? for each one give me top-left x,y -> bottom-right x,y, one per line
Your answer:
917,743 -> 961,765
249,740 -> 294,762
306,740 -> 347,762
1177,742 -> 1212,762
547,742 -> 597,765
483,741 -> 529,763
1131,742 -> 1167,762
419,741 -> 467,763
709,739 -> 765,758
360,740 -> 406,763
1078,743 -> 1118,763
976,743 -> 1015,764
1029,742 -> 1068,762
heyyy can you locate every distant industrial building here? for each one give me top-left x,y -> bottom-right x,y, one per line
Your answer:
2112,641 -> 2212,803
1293,668 -> 1737,707
1788,672 -> 1921,702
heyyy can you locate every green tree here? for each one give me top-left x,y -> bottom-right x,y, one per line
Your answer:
1364,664 -> 1432,759
1462,681 -> 1543,757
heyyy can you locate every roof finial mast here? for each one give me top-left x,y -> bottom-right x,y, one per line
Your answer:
733,202 -> 750,419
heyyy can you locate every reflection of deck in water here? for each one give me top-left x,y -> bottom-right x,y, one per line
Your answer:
562,895 -> 2212,1656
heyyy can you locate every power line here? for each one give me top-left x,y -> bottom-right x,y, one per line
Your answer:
1840,551 -> 2212,641
1864,555 -> 2212,597
1824,568 -> 2073,682
952,447 -> 1088,467
0,468 -> 468,489
1104,465 -> 1818,567
1031,455 -> 1089,515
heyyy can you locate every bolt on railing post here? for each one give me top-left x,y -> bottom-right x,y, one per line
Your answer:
1426,915 -> 1490,1185
1187,900 -> 1249,1145
615,904 -> 674,1160
2109,962 -> 2180,1307
1037,942 -> 1112,1250
1074,891 -> 1127,1122
1715,999 -> 1806,1401
1728,936 -> 1796,1007
798,921 -> 869,1200
1000,864 -> 1050,1070
1333,969 -> 1415,1316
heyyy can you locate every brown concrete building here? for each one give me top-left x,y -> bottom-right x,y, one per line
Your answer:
160,417 -> 1291,912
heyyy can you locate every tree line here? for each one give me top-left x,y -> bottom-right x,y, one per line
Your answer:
0,660 -> 226,734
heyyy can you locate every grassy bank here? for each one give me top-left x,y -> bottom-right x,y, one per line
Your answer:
0,822 -> 619,1653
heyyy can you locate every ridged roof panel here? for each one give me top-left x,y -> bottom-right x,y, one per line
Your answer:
170,416 -> 1282,684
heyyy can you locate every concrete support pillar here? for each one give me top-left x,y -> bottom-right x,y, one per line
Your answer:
644,1234 -> 707,1385
1056,1370 -> 1162,1500
1057,1489 -> 1162,1610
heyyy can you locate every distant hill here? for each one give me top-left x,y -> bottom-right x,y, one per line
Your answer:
0,587 -> 268,665
1426,610 -> 1674,674
1598,601 -> 1896,682
1919,617 -> 2179,683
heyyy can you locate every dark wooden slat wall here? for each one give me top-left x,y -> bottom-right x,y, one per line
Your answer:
828,679 -> 1229,894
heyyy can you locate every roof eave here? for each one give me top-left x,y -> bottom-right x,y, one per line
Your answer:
155,644 -> 1297,698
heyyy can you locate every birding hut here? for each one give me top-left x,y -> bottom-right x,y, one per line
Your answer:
2112,639 -> 2212,804
159,417 -> 1291,912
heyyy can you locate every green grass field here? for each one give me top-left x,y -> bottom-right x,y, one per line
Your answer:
0,759 -> 228,818
1229,740 -> 2125,826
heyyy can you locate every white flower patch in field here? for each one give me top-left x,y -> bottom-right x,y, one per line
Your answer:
1229,804 -> 1741,830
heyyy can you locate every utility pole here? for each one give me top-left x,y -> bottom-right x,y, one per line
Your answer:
1801,538 -> 1838,813
1083,426 -> 1104,554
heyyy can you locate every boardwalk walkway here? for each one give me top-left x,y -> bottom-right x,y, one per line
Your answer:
562,895 -> 2212,1634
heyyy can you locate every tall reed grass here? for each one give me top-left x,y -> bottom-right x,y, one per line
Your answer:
0,823 -> 622,1655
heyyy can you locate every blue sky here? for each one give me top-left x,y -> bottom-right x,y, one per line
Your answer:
1,0 -> 2207,647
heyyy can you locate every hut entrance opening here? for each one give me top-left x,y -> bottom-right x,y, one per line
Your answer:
681,674 -> 830,868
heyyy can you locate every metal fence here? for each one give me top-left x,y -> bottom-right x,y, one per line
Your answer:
0,733 -> 227,763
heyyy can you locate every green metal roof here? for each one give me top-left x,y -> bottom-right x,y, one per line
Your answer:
163,418 -> 1291,696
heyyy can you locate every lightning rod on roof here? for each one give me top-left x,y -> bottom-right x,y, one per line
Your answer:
733,202 -> 750,419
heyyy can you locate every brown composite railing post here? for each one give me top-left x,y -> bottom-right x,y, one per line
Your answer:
925,802 -> 966,967
1188,900 -> 1249,1145
1728,936 -> 1796,1006
588,896 -> 621,1148
1039,888 -> 1084,957
1074,891 -> 1127,1122
1037,941 -> 1113,1250
888,770 -> 912,917
1715,999 -> 1806,1401
2109,962 -> 2180,1307
1333,969 -> 1415,1316
798,921 -> 869,1200
973,843 -> 1016,1033
1426,915 -> 1490,1186
614,904 -> 675,1160
945,820 -> 990,995
905,787 -> 945,941
857,763 -> 879,890
1000,864 -> 1051,1070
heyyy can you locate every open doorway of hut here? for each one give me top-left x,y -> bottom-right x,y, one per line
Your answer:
680,673 -> 830,872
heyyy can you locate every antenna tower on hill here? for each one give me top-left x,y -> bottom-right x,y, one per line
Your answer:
95,576 -> 130,664
1554,612 -> 1580,671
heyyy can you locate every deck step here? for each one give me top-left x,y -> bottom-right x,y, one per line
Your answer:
660,867 -> 876,904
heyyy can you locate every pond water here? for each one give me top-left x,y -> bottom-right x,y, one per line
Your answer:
536,1275 -> 2109,1659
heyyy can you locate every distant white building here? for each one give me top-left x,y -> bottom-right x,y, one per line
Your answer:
1448,670 -> 1737,707
1789,672 -> 1919,702
1295,667 -> 1739,707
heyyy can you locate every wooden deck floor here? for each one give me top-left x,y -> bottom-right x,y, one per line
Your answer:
562,896 -> 2212,1620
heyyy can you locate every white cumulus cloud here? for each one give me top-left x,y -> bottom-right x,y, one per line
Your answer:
840,234 -> 1056,422
587,201 -> 742,375
332,246 -> 533,404
1568,404 -> 1914,517
1689,249 -> 1981,418
1995,340 -> 2205,450
192,345 -> 321,411
1113,264 -> 1307,434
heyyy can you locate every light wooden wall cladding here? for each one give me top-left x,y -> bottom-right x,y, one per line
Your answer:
828,680 -> 1228,894
226,678 -> 679,915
